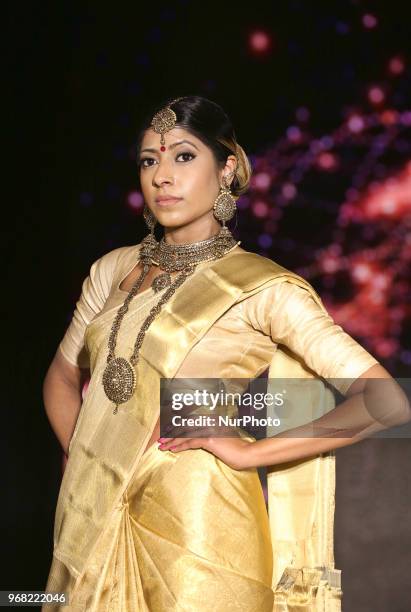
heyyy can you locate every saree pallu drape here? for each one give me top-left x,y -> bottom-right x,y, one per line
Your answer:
44,251 -> 342,611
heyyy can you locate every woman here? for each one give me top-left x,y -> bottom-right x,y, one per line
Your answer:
43,96 -> 409,611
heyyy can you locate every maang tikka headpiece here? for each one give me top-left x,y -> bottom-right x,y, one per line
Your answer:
150,96 -> 184,145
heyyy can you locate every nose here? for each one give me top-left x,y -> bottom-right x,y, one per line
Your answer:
152,159 -> 175,187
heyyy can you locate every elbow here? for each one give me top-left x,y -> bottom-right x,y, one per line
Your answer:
394,394 -> 411,427
381,386 -> 411,429
390,381 -> 411,427
363,376 -> 411,430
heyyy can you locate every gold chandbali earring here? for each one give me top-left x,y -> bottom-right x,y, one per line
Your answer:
213,172 -> 237,238
140,203 -> 158,260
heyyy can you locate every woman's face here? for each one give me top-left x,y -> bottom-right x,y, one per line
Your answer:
138,126 -> 236,230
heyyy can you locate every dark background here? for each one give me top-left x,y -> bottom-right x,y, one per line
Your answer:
5,2 -> 411,610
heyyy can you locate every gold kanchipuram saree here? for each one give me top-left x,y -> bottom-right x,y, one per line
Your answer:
44,244 -> 379,611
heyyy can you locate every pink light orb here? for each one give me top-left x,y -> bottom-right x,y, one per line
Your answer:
400,111 -> 411,126
375,338 -> 399,358
347,114 -> 365,133
282,183 -> 297,199
372,273 -> 390,290
381,199 -> 397,214
252,200 -> 269,218
368,86 -> 385,105
286,125 -> 302,143
127,191 -> 144,210
322,256 -> 339,273
249,30 -> 272,54
352,262 -> 372,283
361,166 -> 411,219
317,152 -> 338,171
253,172 -> 272,190
388,56 -> 405,75
362,13 -> 378,29
380,109 -> 398,125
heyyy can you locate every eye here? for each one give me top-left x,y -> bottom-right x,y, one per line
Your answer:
138,151 -> 196,169
176,151 -> 196,162
138,157 -> 155,169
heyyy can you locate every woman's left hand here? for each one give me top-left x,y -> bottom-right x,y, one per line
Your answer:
157,436 -> 256,470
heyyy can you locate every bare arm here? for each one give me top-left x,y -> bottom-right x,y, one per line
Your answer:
247,363 -> 411,468
43,347 -> 89,455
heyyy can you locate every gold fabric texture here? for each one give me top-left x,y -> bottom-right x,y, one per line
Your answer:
45,243 -> 379,611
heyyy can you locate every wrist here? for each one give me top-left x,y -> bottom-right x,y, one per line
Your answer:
245,437 -> 280,469
242,438 -> 269,469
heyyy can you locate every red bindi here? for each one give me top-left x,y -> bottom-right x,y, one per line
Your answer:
160,146 -> 166,151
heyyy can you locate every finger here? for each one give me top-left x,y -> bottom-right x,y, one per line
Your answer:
157,438 -> 177,449
169,439 -> 203,452
158,437 -> 197,450
158,438 -> 200,452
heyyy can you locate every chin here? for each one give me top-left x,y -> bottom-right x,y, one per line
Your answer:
155,211 -> 193,226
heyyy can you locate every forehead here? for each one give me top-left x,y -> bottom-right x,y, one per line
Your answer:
140,126 -> 204,150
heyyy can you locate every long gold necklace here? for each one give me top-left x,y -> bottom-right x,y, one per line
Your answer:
102,228 -> 240,414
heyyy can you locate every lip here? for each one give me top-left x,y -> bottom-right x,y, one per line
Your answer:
155,196 -> 183,206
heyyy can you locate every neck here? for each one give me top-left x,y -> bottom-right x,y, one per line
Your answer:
163,217 -> 223,245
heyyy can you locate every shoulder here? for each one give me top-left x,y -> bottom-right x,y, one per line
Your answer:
254,279 -> 327,312
87,243 -> 141,291
92,243 -> 142,272
239,278 -> 324,314
236,279 -> 332,342
225,247 -> 325,308
216,246 -> 293,290
93,244 -> 140,269
227,246 -> 290,275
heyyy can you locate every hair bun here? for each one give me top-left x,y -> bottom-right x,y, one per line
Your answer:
231,142 -> 252,199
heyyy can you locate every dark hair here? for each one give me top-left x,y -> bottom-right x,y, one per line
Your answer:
135,95 -> 252,199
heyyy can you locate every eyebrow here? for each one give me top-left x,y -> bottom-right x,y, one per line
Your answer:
140,139 -> 200,154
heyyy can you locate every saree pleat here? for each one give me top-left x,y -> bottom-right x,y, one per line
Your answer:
124,443 -> 273,611
52,442 -> 273,611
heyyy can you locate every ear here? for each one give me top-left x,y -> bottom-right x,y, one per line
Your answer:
220,155 -> 237,187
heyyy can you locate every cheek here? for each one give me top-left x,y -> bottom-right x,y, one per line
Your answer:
181,164 -> 218,197
139,172 -> 152,194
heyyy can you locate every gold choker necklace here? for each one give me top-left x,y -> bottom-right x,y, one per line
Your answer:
149,229 -> 239,292
102,227 -> 240,413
